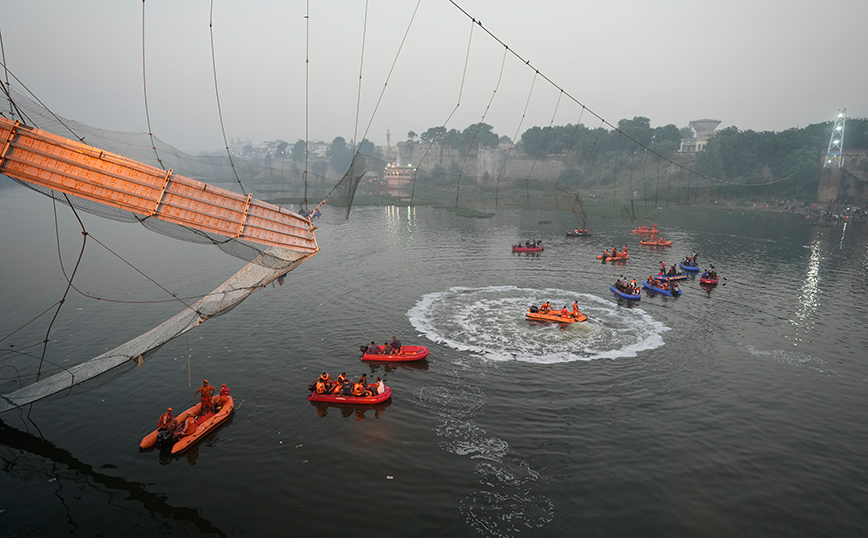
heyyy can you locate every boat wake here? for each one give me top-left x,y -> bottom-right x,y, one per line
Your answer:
408,285 -> 669,363
414,373 -> 554,537
408,286 -> 668,536
740,344 -> 838,376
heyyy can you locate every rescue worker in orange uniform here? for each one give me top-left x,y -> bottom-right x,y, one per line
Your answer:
176,414 -> 197,439
196,380 -> 215,414
560,306 -> 571,318
158,407 -> 175,433
571,301 -> 581,318
215,384 -> 231,410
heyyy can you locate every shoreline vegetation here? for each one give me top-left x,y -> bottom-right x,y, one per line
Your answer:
267,193 -> 865,224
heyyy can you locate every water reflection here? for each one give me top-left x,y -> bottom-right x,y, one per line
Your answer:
794,239 -> 821,324
309,399 -> 391,420
0,418 -> 225,536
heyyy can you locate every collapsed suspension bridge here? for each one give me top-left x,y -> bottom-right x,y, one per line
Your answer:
0,115 -> 319,413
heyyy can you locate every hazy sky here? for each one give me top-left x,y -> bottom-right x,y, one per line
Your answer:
3,0 -> 866,152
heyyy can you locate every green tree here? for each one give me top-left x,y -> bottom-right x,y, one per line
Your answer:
327,136 -> 354,174
618,117 -> 653,147
291,139 -> 306,162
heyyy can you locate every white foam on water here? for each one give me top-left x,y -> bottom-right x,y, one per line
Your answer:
741,343 -> 838,376
408,285 -> 670,363
407,286 -> 671,536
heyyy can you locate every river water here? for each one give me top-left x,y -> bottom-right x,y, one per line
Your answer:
1,182 -> 867,537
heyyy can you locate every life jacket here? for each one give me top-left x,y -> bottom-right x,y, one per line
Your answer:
158,413 -> 173,430
316,381 -> 326,394
336,374 -> 347,385
353,383 -> 365,397
220,387 -> 230,396
179,417 -> 196,437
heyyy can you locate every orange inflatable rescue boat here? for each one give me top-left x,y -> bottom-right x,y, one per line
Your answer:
140,393 -> 234,455
526,308 -> 588,324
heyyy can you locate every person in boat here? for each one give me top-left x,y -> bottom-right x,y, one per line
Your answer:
614,276 -> 623,290
196,380 -> 215,415
571,301 -> 581,318
318,373 -> 337,394
660,261 -> 666,272
692,252 -> 699,267
602,249 -> 609,259
374,376 -> 385,395
340,380 -> 354,396
622,245 -> 628,256
574,229 -> 579,234
356,373 -> 368,387
315,378 -> 329,395
215,384 -> 231,411
158,407 -> 175,434
352,380 -> 372,398
671,281 -> 679,293
176,414 -> 197,440
367,341 -> 380,354
390,336 -> 402,354
539,301 -> 552,314
559,306 -> 570,318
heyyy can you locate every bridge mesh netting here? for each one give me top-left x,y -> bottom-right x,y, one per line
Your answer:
0,88 -> 371,412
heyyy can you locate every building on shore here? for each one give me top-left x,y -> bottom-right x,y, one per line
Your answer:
679,119 -> 722,153
383,162 -> 417,199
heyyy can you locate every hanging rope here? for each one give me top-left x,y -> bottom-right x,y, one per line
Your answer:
36,195 -> 89,380
141,0 -> 165,172
303,0 -> 310,212
320,0 -> 422,212
405,17 -> 475,210
446,0 -> 802,194
524,90 -> 564,206
0,29 -> 14,119
209,0 -> 247,196
495,70 -> 537,210
440,41 -> 507,209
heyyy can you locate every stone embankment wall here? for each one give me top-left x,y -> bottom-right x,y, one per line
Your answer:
398,142 -> 568,186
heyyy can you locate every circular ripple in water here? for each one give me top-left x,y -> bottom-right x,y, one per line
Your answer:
408,285 -> 669,363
